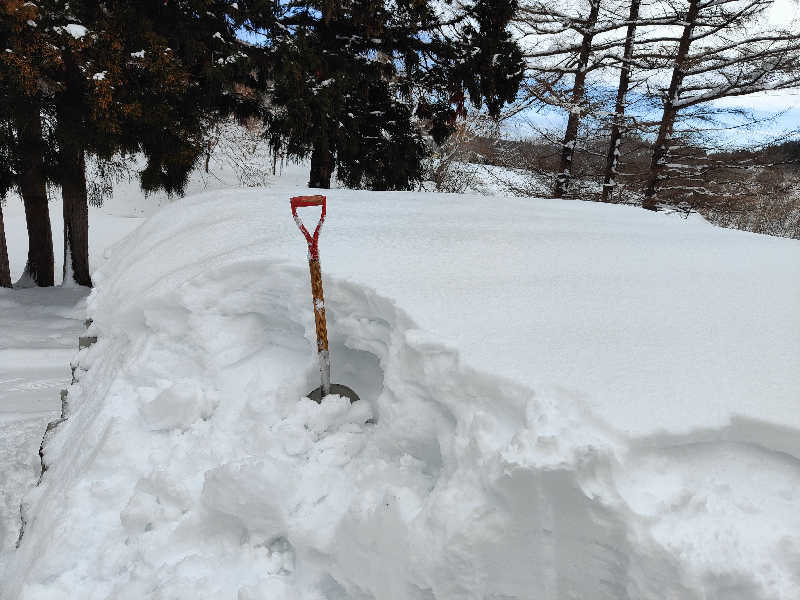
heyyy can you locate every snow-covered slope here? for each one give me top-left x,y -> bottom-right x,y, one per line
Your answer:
1,194 -> 145,574
4,185 -> 800,599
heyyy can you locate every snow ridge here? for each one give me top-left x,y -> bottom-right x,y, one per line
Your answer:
4,190 -> 800,599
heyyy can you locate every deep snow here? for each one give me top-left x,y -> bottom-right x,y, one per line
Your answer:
81,185 -> 800,437
2,175 -> 800,599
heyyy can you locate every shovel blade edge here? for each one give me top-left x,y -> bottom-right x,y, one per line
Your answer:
307,383 -> 361,404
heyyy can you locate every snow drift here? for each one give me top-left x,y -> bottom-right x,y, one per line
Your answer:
4,187 -> 800,599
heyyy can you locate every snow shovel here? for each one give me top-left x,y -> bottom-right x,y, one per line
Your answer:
291,195 -> 360,404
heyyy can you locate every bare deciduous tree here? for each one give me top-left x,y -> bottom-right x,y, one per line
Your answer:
518,0 -> 609,196
642,0 -> 800,210
422,111 -> 500,194
601,0 -> 642,202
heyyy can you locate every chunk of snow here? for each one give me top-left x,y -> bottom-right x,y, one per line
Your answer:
139,380 -> 215,430
62,23 -> 87,38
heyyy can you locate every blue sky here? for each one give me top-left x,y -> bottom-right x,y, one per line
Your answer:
506,99 -> 800,148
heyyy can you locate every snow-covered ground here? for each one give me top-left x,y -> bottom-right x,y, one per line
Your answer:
0,155 -> 257,566
0,288 -> 85,570
2,165 -> 800,599
0,191 -> 144,575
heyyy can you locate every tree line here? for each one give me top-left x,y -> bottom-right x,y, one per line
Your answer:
0,0 -> 524,288
2,0 -> 798,290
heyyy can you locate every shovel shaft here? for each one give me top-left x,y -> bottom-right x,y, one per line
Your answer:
308,257 -> 330,395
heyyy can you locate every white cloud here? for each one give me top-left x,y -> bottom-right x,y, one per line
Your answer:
712,90 -> 800,112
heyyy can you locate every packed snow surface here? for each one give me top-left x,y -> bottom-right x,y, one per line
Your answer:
4,183 -> 800,599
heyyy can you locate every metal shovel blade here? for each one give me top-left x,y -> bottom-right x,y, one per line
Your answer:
307,383 -> 361,404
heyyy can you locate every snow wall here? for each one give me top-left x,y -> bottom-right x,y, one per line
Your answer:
5,189 -> 800,599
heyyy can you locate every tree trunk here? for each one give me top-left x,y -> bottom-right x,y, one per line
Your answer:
60,147 -> 92,287
643,0 -> 700,211
54,47 -> 92,287
643,106 -> 678,210
554,0 -> 601,198
309,138 -> 333,189
0,202 -> 11,288
15,104 -> 54,287
601,0 -> 641,203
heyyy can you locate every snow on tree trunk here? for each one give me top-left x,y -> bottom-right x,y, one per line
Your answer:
15,105 -> 54,287
60,148 -> 92,287
0,201 -> 11,288
643,0 -> 700,211
601,0 -> 641,203
554,0 -> 601,198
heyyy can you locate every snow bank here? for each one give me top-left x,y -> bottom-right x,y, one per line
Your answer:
5,188 -> 800,599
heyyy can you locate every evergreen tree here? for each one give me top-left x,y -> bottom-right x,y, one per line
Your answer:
50,0 -> 255,284
0,0 -> 57,287
88,1 -> 255,194
243,0 -> 524,189
47,4 -> 95,287
2,0 -> 254,286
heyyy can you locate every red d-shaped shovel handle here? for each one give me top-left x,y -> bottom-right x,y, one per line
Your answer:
291,195 -> 326,260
